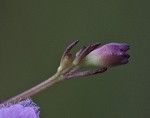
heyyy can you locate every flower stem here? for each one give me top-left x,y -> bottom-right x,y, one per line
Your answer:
0,72 -> 63,107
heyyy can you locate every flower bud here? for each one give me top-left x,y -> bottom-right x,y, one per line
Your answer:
57,54 -> 72,72
85,43 -> 130,67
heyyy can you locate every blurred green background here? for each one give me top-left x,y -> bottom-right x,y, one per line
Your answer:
0,0 -> 150,118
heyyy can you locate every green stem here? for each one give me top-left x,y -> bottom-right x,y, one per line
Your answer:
0,72 -> 63,107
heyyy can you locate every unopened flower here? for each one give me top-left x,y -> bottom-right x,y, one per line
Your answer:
85,43 -> 130,67
0,41 -> 130,107
0,98 -> 40,118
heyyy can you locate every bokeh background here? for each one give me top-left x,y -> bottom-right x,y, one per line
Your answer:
0,0 -> 150,118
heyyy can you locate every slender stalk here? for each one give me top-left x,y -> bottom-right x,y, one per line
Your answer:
0,72 -> 63,107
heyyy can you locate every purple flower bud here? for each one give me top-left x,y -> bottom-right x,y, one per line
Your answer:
0,98 -> 40,118
85,43 -> 130,67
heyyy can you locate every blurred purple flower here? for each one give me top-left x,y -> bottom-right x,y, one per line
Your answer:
0,98 -> 40,118
85,43 -> 130,67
